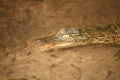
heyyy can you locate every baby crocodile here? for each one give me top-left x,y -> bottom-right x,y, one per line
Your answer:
38,23 -> 120,51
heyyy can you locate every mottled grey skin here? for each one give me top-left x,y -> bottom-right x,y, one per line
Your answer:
38,23 -> 120,51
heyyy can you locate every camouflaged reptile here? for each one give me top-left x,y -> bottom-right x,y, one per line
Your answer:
38,23 -> 120,51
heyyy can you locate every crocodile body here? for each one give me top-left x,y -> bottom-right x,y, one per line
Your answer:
38,24 -> 120,51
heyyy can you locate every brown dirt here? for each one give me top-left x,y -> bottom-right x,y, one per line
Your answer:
0,0 -> 120,80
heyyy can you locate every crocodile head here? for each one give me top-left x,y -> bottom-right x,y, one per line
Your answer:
38,28 -> 88,51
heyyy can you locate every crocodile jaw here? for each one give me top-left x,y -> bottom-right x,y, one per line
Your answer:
39,41 -> 87,51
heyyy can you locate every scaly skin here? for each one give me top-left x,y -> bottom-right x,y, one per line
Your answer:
38,23 -> 120,51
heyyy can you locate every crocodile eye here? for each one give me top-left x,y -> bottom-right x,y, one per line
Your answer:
62,34 -> 70,39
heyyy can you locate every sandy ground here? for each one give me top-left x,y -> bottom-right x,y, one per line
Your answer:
0,0 -> 120,80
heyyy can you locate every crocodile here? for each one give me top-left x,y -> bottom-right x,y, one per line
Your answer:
37,23 -> 120,51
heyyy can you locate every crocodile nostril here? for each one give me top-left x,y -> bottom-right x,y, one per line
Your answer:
36,39 -> 45,46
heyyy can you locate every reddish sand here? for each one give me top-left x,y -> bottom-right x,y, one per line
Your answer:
0,0 -> 120,80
